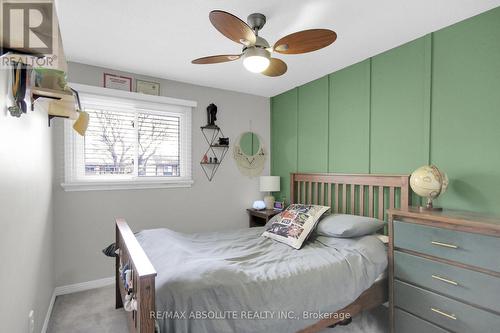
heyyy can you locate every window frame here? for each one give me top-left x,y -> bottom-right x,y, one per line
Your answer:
62,83 -> 196,192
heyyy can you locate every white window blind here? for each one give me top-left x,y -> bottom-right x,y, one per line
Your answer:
137,112 -> 180,177
84,109 -> 136,176
63,84 -> 194,191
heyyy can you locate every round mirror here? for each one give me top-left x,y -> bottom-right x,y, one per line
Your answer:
239,132 -> 261,156
233,131 -> 266,177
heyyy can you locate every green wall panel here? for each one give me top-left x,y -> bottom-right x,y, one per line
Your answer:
297,76 -> 329,172
431,7 -> 500,215
370,35 -> 431,174
328,60 -> 371,173
271,88 -> 298,202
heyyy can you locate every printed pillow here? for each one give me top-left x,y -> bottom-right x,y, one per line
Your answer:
315,214 -> 385,238
262,204 -> 330,249
264,214 -> 279,229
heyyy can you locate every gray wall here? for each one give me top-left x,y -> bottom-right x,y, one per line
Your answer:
0,64 -> 55,333
53,62 -> 270,286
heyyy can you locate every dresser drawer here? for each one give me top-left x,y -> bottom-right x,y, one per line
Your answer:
394,251 -> 500,313
395,308 -> 450,333
393,220 -> 500,272
394,280 -> 500,333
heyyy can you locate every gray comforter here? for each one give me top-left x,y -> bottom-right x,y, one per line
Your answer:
136,227 -> 387,333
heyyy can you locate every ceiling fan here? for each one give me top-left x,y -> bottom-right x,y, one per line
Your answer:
192,10 -> 337,77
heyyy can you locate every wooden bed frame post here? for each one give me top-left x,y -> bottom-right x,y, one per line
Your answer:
400,175 -> 410,210
115,223 -> 123,309
115,218 -> 157,333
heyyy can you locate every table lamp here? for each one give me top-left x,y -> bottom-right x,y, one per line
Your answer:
260,176 -> 280,209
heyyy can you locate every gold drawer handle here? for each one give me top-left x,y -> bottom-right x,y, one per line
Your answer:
431,307 -> 457,320
431,241 -> 458,249
432,274 -> 459,286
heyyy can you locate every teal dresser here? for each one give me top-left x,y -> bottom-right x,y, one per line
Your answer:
388,208 -> 500,333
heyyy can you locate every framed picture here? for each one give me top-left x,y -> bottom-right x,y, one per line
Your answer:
103,73 -> 132,91
136,79 -> 160,96
274,201 -> 285,211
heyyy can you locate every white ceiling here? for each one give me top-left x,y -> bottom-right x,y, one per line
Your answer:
55,0 -> 500,97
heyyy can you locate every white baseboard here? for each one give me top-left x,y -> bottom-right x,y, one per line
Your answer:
41,291 -> 55,333
54,276 -> 114,296
41,277 -> 114,333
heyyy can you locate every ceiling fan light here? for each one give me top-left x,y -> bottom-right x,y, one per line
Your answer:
243,56 -> 270,73
243,47 -> 270,73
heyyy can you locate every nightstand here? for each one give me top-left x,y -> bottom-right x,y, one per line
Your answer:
246,209 -> 281,228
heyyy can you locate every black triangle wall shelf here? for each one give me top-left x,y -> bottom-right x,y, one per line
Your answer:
200,125 -> 229,181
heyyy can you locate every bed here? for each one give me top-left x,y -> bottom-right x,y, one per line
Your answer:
115,173 -> 410,333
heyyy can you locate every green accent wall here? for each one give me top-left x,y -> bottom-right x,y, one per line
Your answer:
430,8 -> 500,214
370,35 -> 432,174
271,88 -> 298,203
297,76 -> 329,173
328,60 -> 371,173
271,7 -> 500,216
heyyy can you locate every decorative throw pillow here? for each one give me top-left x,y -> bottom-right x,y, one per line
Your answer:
262,204 -> 330,249
264,213 -> 281,228
315,214 -> 385,238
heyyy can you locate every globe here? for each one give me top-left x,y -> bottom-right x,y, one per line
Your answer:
410,165 -> 449,210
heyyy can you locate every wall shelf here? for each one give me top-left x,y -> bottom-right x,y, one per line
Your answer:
200,125 -> 229,181
31,87 -> 72,107
201,124 -> 219,130
30,87 -> 74,126
31,87 -> 72,98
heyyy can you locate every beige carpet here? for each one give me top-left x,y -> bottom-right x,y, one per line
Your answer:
47,286 -> 128,333
47,285 -> 388,333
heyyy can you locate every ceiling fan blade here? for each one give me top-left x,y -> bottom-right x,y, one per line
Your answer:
209,10 -> 256,45
274,29 -> 337,54
262,58 -> 287,77
192,54 -> 241,64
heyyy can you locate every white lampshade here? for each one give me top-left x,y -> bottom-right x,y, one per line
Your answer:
243,47 -> 270,73
260,176 -> 280,192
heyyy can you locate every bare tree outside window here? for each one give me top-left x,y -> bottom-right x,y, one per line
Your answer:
137,113 -> 179,176
84,109 -> 180,177
84,110 -> 135,175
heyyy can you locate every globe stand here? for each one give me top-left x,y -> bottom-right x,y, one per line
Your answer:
419,198 -> 443,212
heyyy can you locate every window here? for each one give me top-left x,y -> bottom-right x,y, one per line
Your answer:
63,84 -> 195,191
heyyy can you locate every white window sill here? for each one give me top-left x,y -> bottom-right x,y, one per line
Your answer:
61,179 -> 194,192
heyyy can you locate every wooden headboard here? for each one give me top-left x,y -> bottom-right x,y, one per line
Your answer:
290,173 -> 410,221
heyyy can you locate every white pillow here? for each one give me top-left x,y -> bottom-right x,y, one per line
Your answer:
315,214 -> 385,238
262,204 -> 330,249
